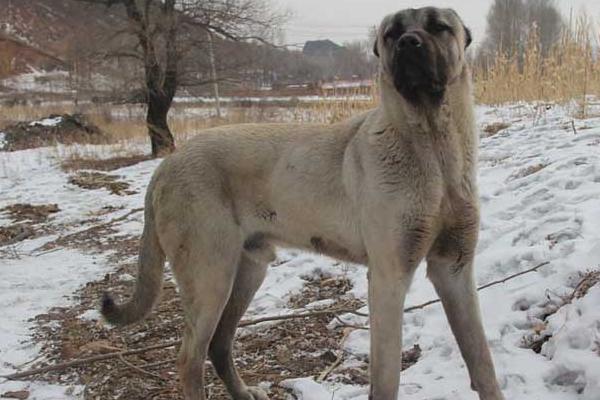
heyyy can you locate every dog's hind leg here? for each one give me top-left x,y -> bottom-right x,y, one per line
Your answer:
169,210 -> 244,400
426,258 -> 505,400
209,246 -> 274,400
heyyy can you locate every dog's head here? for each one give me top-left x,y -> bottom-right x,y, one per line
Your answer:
374,7 -> 472,106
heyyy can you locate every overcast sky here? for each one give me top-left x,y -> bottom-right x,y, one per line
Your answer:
275,0 -> 600,49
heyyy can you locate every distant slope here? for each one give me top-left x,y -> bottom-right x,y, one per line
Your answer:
0,0 -> 123,74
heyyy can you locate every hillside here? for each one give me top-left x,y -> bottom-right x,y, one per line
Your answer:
0,0 -> 123,75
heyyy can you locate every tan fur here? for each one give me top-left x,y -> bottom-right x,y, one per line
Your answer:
102,7 -> 504,400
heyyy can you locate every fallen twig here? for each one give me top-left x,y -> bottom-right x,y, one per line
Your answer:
1,340 -> 179,380
237,307 -> 361,328
2,261 -> 549,381
333,315 -> 368,331
317,329 -> 352,382
140,358 -> 178,370
317,353 -> 344,382
405,261 -> 550,312
118,354 -> 164,380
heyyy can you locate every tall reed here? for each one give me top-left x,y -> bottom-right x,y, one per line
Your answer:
473,15 -> 600,115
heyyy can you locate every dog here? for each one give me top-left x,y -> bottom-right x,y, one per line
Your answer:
101,7 -> 505,400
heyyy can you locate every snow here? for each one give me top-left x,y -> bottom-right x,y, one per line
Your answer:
321,80 -> 374,90
1,102 -> 600,399
173,95 -> 373,104
1,70 -> 73,94
29,116 -> 63,127
0,132 -> 6,151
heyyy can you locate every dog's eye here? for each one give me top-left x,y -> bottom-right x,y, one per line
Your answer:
384,30 -> 403,41
430,22 -> 451,34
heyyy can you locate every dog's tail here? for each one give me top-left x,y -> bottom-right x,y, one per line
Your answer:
101,191 -> 165,326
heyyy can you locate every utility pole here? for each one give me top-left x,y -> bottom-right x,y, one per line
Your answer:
207,31 -> 221,118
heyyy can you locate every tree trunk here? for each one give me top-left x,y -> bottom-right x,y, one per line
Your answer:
147,89 -> 175,157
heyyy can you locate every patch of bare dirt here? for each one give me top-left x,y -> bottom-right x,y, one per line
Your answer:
288,272 -> 354,308
508,163 -> 548,181
68,171 -> 134,196
61,154 -> 152,172
0,390 -> 30,399
36,208 -> 142,256
2,203 -> 60,223
482,122 -> 511,138
335,344 -> 421,387
28,267 -> 348,398
0,114 -> 108,151
0,204 -> 60,256
0,224 -> 34,246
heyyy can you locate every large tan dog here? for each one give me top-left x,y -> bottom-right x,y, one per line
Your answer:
102,7 -> 505,400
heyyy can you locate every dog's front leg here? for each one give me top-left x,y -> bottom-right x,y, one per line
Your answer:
427,258 -> 505,400
368,260 -> 415,400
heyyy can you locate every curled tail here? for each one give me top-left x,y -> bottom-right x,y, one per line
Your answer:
101,198 -> 165,326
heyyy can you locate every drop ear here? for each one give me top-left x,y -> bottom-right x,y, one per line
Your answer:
464,26 -> 472,49
373,38 -> 380,58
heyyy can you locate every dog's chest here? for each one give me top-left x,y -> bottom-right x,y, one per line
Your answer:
372,127 -> 465,191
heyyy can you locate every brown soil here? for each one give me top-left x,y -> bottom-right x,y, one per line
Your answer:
68,172 -> 133,196
288,273 -> 354,308
2,203 -> 60,223
0,223 -> 34,246
482,122 -> 511,138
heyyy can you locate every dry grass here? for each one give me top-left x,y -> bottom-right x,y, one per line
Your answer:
0,103 -> 74,127
0,96 -> 376,150
473,15 -> 600,114
61,154 -> 152,172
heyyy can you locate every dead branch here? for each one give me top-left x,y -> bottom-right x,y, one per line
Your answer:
405,261 -> 550,312
118,354 -> 164,380
476,261 -> 550,291
237,307 -> 361,328
2,261 -> 549,381
140,358 -> 178,369
1,340 -> 180,380
333,315 -> 369,331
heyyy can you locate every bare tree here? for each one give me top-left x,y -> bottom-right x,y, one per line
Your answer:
479,0 -> 563,64
80,0 -> 285,157
334,40 -> 378,80
0,41 -> 16,78
525,0 -> 563,54
482,0 -> 526,58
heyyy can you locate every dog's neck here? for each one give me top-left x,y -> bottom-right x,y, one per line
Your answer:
378,65 -> 479,187
379,65 -> 474,136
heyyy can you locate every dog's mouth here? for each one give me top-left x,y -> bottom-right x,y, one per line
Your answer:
391,37 -> 447,105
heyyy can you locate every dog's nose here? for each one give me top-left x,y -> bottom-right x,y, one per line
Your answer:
398,33 -> 423,49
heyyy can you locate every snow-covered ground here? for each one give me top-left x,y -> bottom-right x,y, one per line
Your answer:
1,103 -> 599,399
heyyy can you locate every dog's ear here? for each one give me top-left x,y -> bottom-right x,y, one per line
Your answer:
373,38 -> 380,58
449,9 -> 472,49
464,25 -> 472,49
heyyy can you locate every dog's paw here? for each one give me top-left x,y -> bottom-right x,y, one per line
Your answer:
245,386 -> 269,400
